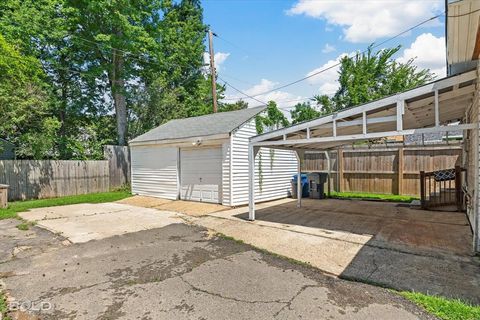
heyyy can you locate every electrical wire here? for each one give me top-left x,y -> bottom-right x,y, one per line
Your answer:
217,76 -> 267,105
233,12 -> 445,99
220,7 -> 480,103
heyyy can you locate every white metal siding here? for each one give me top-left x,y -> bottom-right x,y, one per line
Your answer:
230,119 -> 297,206
222,140 -> 232,206
180,147 -> 223,203
130,145 -> 178,199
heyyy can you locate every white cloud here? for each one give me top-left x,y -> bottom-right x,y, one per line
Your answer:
203,52 -> 230,69
223,78 -> 307,112
287,0 -> 442,43
397,33 -> 446,78
322,43 -> 336,53
306,53 -> 348,95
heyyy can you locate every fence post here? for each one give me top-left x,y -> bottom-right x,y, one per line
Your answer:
455,165 -> 462,212
337,149 -> 344,192
397,147 -> 404,195
420,171 -> 426,209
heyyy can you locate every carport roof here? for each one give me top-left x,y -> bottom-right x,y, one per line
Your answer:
250,69 -> 478,151
130,106 -> 266,144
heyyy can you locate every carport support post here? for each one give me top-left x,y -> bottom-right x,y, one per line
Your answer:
295,150 -> 305,208
248,144 -> 259,221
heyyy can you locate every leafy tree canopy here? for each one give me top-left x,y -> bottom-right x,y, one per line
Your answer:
255,101 -> 289,134
314,45 -> 433,115
290,102 -> 321,124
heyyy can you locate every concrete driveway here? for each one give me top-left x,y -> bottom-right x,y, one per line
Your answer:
0,217 -> 433,320
19,202 -> 183,243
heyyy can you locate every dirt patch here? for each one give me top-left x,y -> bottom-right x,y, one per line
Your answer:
116,196 -> 172,208
118,196 -> 229,216
154,200 -> 228,216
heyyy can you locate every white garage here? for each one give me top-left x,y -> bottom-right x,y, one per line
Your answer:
129,107 -> 298,206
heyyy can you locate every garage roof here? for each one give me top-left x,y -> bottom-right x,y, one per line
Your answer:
130,106 -> 266,144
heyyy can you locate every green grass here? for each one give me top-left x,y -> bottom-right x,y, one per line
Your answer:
0,191 -> 132,220
0,291 -> 11,320
401,292 -> 480,320
16,222 -> 30,230
328,191 -> 418,203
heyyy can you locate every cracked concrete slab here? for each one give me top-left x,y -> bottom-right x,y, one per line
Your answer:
19,203 -> 183,243
0,222 -> 433,320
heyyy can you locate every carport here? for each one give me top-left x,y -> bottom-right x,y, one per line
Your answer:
247,68 -> 480,252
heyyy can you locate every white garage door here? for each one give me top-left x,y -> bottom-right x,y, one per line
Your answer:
180,147 -> 222,203
131,146 -> 178,199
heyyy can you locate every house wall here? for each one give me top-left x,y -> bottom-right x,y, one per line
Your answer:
230,119 -> 298,206
221,139 -> 232,206
464,65 -> 480,253
130,145 -> 179,200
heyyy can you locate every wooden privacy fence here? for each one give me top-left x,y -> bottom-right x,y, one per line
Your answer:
104,145 -> 130,189
0,145 -> 131,201
302,144 -> 462,196
0,160 -> 110,201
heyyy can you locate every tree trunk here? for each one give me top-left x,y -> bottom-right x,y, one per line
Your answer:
111,48 -> 127,146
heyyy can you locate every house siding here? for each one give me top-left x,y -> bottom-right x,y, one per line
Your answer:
464,64 -> 480,253
230,119 -> 297,206
130,145 -> 178,200
222,139 -> 232,206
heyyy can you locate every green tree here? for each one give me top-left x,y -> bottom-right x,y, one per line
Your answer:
0,34 -> 60,158
318,46 -> 433,114
219,99 -> 248,112
255,101 -> 289,134
290,102 -> 321,124
126,0 -> 213,139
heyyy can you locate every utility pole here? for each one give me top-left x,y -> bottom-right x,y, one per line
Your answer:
208,29 -> 218,113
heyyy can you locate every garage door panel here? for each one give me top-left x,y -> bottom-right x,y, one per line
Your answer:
180,147 -> 222,203
131,146 -> 178,200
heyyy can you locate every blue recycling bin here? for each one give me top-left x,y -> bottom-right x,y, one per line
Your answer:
292,174 -> 309,198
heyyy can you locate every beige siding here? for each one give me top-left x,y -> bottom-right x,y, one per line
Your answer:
464,65 -> 480,252
231,119 -> 297,206
131,145 -> 178,200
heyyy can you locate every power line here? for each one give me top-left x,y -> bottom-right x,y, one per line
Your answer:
219,7 -> 480,102
218,76 -> 267,105
214,33 -> 253,56
447,8 -> 480,18
239,11 -> 445,99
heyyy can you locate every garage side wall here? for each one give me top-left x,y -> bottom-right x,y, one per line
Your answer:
130,145 -> 179,200
231,119 -> 297,206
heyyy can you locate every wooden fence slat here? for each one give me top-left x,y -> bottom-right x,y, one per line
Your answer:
0,159 -> 116,201
302,145 -> 461,196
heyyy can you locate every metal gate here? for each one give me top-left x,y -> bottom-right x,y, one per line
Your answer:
420,166 -> 465,211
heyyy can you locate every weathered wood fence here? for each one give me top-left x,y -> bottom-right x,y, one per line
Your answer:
0,160 -> 110,201
302,144 -> 462,196
0,145 -> 130,201
104,145 -> 130,189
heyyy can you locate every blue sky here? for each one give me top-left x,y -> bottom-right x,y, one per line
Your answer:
202,0 -> 446,111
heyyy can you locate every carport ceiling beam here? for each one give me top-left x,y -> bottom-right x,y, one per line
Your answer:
251,70 -> 476,143
252,123 -> 477,147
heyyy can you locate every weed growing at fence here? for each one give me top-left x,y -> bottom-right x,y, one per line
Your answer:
0,191 -> 131,220
329,191 -> 418,203
401,291 -> 480,320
